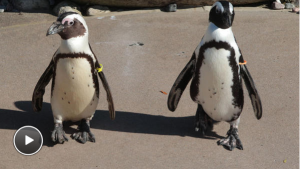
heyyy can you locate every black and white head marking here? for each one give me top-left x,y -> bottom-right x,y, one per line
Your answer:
209,1 -> 235,29
47,12 -> 88,40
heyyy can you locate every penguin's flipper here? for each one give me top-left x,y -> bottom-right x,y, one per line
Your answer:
240,61 -> 262,119
32,60 -> 54,112
168,53 -> 196,112
96,62 -> 115,120
89,44 -> 115,120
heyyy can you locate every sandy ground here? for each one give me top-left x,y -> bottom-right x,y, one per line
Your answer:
0,7 -> 299,169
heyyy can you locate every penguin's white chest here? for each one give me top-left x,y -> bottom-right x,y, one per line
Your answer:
197,48 -> 240,121
51,57 -> 99,122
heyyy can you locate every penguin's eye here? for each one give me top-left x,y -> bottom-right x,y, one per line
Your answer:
69,21 -> 74,26
215,8 -> 220,13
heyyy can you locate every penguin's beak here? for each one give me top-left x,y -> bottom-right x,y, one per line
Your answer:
46,21 -> 65,36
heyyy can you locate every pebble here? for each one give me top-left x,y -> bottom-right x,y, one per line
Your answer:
129,42 -> 144,46
110,16 -> 116,20
285,3 -> 295,9
0,6 -> 5,13
86,5 -> 110,16
53,1 -> 81,16
165,4 -> 177,12
272,2 -> 285,9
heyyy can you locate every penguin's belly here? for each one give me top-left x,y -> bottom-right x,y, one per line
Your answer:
51,57 -> 99,122
196,48 -> 241,121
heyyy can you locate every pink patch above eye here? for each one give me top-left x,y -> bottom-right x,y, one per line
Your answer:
62,18 -> 73,25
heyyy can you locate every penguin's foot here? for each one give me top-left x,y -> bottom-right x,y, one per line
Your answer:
195,115 -> 213,135
195,119 -> 208,135
51,123 -> 68,144
217,128 -> 243,151
72,119 -> 95,144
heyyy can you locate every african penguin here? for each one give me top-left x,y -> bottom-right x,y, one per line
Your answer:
32,12 -> 115,144
168,1 -> 262,150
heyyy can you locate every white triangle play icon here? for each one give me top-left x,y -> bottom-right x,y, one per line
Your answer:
25,135 -> 34,145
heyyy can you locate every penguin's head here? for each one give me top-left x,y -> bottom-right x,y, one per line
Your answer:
46,12 -> 88,40
209,1 -> 235,29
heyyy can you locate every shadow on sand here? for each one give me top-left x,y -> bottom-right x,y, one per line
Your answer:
0,101 -> 223,147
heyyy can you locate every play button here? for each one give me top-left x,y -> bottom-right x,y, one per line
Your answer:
25,135 -> 34,145
13,126 -> 43,155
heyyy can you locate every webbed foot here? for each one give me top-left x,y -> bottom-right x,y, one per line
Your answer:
72,119 -> 95,144
217,128 -> 243,151
51,123 -> 68,144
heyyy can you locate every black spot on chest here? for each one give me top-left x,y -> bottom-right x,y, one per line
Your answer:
190,40 -> 243,109
51,53 -> 99,98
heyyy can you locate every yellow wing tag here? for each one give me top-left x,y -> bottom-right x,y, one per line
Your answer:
96,64 -> 103,72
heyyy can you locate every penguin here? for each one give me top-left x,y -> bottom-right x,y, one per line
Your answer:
32,12 -> 115,144
167,1 -> 262,150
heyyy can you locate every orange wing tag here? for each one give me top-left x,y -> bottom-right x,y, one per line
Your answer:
239,60 -> 247,65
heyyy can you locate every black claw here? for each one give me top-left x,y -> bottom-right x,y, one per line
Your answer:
51,123 -> 68,144
88,132 -> 96,142
72,119 -> 95,144
217,128 -> 243,151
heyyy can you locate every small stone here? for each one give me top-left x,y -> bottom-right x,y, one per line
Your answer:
272,2 -> 285,9
285,3 -> 295,8
53,1 -> 81,16
110,16 -> 116,20
163,3 -> 177,12
129,42 -> 144,46
137,42 -> 144,46
292,7 -> 299,12
0,6 -> 5,13
86,5 -> 110,16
